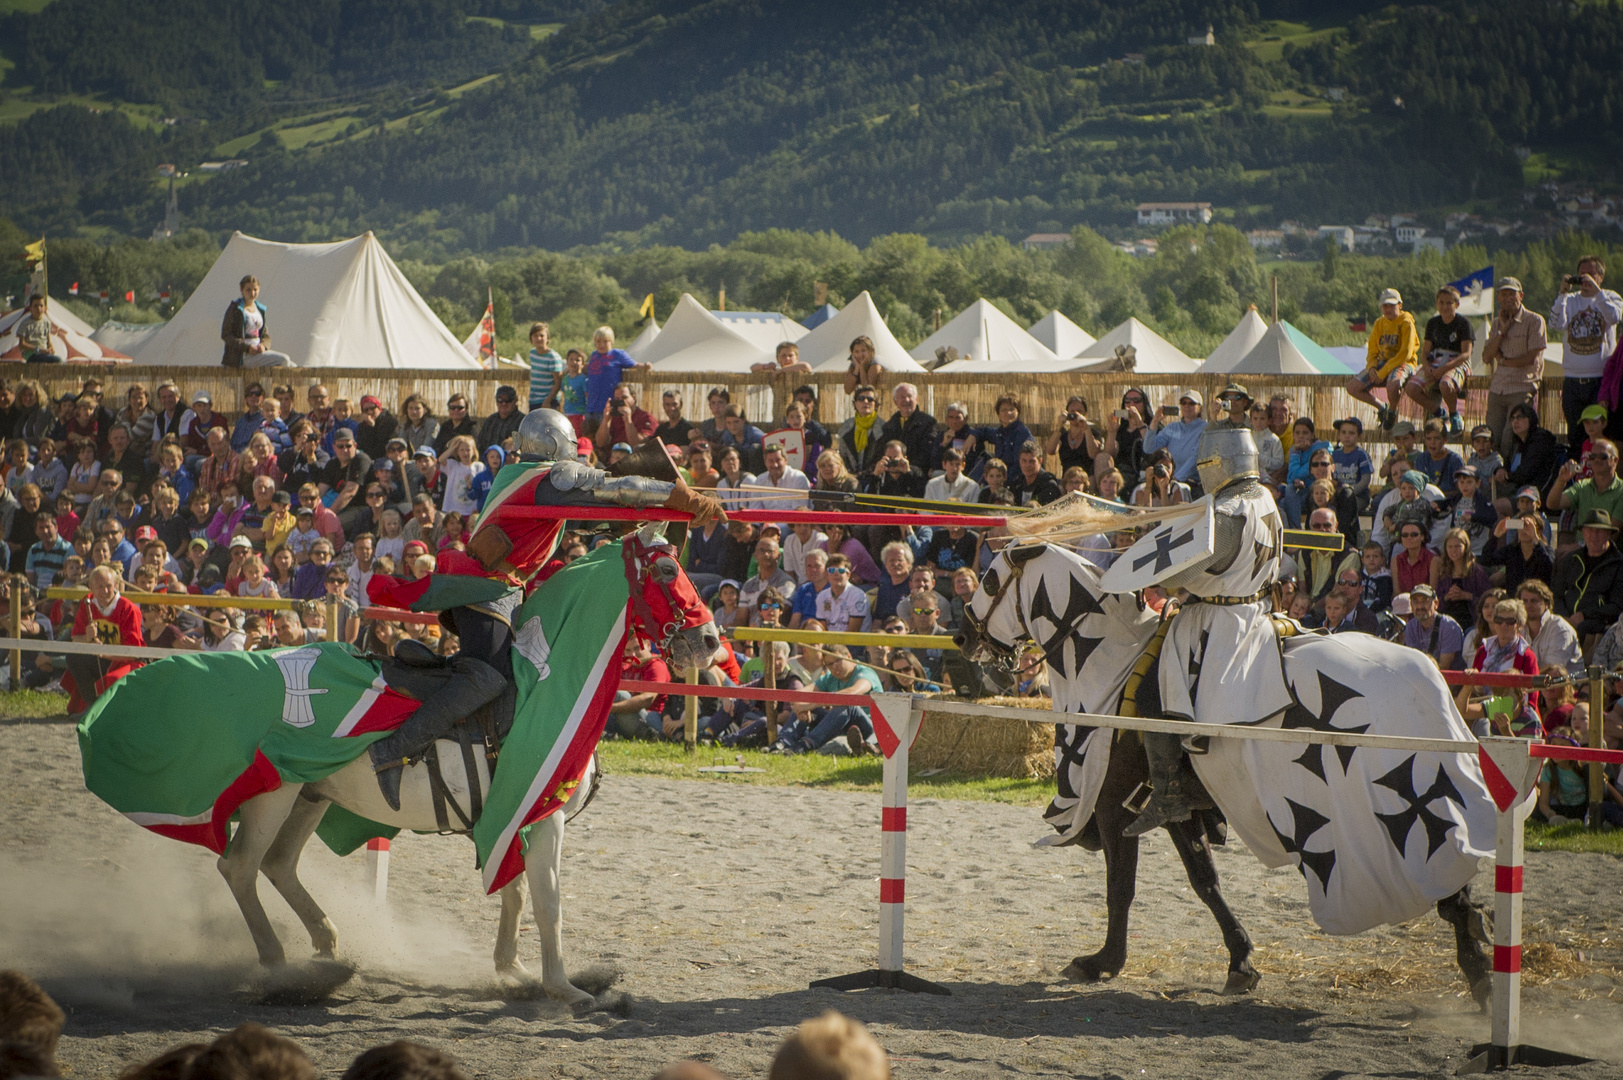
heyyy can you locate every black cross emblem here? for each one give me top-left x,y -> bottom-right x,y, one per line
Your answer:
1186,627 -> 1210,704
1268,797 -> 1337,890
1053,723 -> 1095,801
1373,756 -> 1467,860
1028,576 -> 1106,679
1132,524 -> 1196,574
1282,671 -> 1369,780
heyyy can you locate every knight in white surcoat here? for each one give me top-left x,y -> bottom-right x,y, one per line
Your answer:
1122,426 -> 1291,836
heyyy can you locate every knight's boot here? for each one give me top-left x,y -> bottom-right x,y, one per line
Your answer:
1123,731 -> 1197,838
369,656 -> 507,811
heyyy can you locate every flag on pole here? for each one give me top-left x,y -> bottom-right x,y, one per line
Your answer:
462,290 -> 498,369
638,293 -> 655,321
1448,266 -> 1494,297
22,239 -> 45,264
69,282 -> 78,296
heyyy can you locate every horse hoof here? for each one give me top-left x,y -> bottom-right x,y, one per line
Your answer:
546,983 -> 595,1009
1061,958 -> 1116,983
1221,969 -> 1260,996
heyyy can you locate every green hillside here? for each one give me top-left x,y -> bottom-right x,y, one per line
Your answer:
0,0 -> 1620,251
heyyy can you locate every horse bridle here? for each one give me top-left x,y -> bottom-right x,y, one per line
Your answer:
962,545 -> 1135,678
622,541 -> 691,658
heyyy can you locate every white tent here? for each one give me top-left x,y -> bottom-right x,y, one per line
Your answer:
91,320 -> 166,356
133,231 -> 479,368
800,291 -> 924,373
1071,317 -> 1198,374
640,293 -> 769,372
910,299 -> 1058,369
1198,307 -> 1269,372
712,311 -> 807,353
1028,310 -> 1096,358
626,316 -> 661,359
1227,320 -> 1332,375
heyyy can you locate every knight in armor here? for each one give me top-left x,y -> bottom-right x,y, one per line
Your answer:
366,408 -> 724,809
1123,427 -> 1289,837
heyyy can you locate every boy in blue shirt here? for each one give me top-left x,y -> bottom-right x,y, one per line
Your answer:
585,326 -> 651,436
560,349 -> 589,435
1331,416 -> 1374,511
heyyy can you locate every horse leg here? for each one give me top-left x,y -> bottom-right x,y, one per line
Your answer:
258,791 -> 339,959
1063,797 -> 1140,982
1438,885 -> 1493,1009
523,812 -> 593,1007
494,875 -> 530,978
1166,815 -> 1259,995
217,784 -> 304,966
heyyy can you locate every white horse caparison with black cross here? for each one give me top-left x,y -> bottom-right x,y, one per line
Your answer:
219,746 -> 604,1006
956,541 -> 1497,1000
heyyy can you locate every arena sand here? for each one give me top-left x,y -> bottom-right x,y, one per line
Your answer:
3,718 -> 1621,1079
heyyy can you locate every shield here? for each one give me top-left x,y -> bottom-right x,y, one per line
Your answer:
1099,500 -> 1214,593
763,427 -> 806,472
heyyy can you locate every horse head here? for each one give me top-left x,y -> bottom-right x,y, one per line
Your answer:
957,542 -> 1158,698
622,530 -> 721,672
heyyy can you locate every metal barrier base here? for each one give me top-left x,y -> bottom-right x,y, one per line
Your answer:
1459,1043 -> 1593,1073
811,968 -> 951,996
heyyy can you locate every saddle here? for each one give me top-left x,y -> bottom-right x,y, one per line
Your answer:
419,682 -> 516,835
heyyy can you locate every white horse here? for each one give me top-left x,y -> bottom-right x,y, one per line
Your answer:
219,745 -> 603,1005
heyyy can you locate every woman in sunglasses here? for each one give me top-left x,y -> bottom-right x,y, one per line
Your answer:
1392,518 -> 1435,596
1454,598 -> 1541,738
1103,386 -> 1152,489
431,394 -> 477,457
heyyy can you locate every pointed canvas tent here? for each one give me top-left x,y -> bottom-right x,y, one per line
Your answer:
801,303 -> 838,330
640,294 -> 769,372
1070,318 -> 1198,374
713,311 -> 807,354
910,299 -> 1058,369
0,306 -> 131,362
1028,310 -> 1096,358
1198,307 -> 1269,372
133,232 -> 479,368
799,291 -> 924,373
1227,320 -> 1355,375
91,320 -> 166,356
625,316 -> 661,360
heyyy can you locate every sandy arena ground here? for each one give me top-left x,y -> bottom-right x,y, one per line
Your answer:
3,716 -> 1622,1079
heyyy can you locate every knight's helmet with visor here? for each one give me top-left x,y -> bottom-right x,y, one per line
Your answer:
1195,427 -> 1260,495
515,408 -> 579,463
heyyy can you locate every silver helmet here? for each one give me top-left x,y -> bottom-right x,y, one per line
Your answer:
515,408 -> 578,463
1195,427 -> 1259,495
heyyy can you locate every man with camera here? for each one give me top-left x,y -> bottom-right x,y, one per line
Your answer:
1549,256 -> 1623,449
1482,277 -> 1547,461
1142,389 -> 1208,496
593,384 -> 657,455
864,440 -> 925,499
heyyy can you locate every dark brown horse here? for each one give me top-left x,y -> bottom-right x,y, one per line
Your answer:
957,542 -> 1493,1003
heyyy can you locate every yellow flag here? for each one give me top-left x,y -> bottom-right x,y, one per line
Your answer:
638,293 -> 654,318
23,239 -> 45,261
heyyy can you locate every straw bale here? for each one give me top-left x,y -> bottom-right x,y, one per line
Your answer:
910,696 -> 1055,779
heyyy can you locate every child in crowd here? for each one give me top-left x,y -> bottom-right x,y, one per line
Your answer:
1357,541 -> 1393,613
286,506 -> 322,563
561,349 -> 589,434
66,438 -> 100,509
712,579 -> 747,632
1575,404 -> 1609,478
376,509 -> 406,564
53,491 -> 79,545
1465,425 -> 1504,497
438,510 -> 467,551
474,445 -> 503,509
1331,417 -> 1373,510
235,552 -> 279,605
3,438 -> 31,491
32,438 -> 66,503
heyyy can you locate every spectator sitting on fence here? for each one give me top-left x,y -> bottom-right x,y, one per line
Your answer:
774,643 -> 881,757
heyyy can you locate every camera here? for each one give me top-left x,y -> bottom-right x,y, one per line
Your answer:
1152,464 -> 1169,478
1160,405 -> 1179,417
1112,409 -> 1129,420
1565,274 -> 1583,287
1066,411 -> 1083,421
1506,519 -> 1521,533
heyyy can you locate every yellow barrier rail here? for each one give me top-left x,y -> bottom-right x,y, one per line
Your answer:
730,626 -> 960,650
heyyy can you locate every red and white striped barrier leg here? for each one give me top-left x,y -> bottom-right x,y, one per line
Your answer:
367,836 -> 391,901
1465,738 -> 1590,1072
811,692 -> 947,995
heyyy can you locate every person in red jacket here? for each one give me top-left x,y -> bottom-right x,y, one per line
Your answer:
65,563 -> 144,714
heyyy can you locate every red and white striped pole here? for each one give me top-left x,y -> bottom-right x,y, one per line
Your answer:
812,692 -> 948,995
366,836 -> 391,901
1465,737 -> 1590,1072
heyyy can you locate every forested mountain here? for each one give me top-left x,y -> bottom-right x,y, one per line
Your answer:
0,0 -> 1620,252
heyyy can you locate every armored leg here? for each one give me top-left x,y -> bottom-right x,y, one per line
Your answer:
368,656 -> 507,810
1123,731 -> 1196,838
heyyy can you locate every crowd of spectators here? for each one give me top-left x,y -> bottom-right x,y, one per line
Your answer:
0,970 -> 891,1080
7,273 -> 1623,813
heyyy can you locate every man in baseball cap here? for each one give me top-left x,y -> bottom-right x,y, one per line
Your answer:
1345,287 -> 1419,432
1212,383 -> 1251,430
1482,275 -> 1548,461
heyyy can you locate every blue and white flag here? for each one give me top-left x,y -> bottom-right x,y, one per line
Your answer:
1448,266 -> 1494,298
